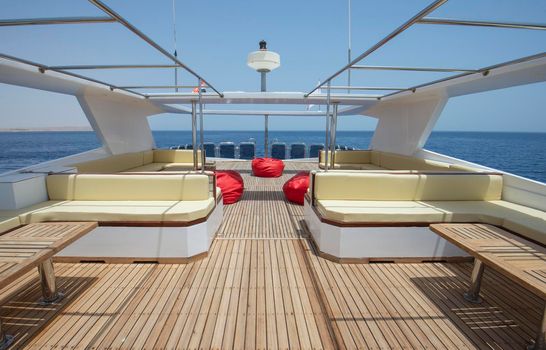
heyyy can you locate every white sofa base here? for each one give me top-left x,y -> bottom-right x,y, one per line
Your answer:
56,202 -> 223,262
304,201 -> 468,261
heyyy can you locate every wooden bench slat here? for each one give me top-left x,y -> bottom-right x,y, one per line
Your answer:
0,222 -> 97,287
430,223 -> 546,299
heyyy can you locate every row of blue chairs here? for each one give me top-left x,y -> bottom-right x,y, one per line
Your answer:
170,143 -> 354,159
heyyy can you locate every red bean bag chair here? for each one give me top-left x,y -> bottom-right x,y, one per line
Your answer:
283,171 -> 310,205
214,170 -> 244,204
251,158 -> 285,178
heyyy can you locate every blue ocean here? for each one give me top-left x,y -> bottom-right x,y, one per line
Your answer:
0,131 -> 544,183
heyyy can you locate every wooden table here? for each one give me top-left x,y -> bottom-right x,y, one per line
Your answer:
430,223 -> 546,350
0,222 -> 96,349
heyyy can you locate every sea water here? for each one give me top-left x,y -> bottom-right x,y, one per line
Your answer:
0,131 -> 544,183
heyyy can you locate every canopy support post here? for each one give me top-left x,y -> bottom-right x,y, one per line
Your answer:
191,101 -> 198,171
324,81 -> 331,171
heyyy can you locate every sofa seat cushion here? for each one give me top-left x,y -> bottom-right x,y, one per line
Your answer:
24,201 -> 180,223
163,198 -> 215,222
123,163 -> 167,172
315,199 -> 545,244
317,200 -> 445,223
0,216 -> 21,234
162,163 -> 196,171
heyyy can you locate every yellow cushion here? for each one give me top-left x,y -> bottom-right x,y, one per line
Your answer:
0,200 -> 69,224
313,173 -> 503,201
153,149 -> 202,164
47,174 -> 210,201
317,200 -> 445,223
47,174 -> 76,200
162,163 -> 196,171
72,151 -> 145,173
24,199 -> 215,223
0,216 -> 21,233
142,150 -> 154,164
449,164 -> 479,172
315,173 -> 419,200
123,163 -> 167,172
25,201 -> 178,223
163,198 -> 215,222
379,152 -> 450,171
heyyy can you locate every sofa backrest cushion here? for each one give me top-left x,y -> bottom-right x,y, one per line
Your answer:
72,151 -> 149,173
375,152 -> 451,171
47,174 -> 210,201
319,150 -> 372,165
313,172 -> 503,201
153,149 -> 202,164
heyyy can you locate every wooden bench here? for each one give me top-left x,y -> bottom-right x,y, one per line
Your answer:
430,223 -> 546,350
0,222 -> 96,349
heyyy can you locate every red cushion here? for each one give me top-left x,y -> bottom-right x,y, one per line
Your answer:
283,171 -> 310,205
251,158 -> 285,178
215,170 -> 244,204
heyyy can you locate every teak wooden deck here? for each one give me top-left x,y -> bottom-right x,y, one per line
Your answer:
0,161 -> 543,349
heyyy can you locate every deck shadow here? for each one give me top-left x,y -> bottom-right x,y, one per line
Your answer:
2,275 -> 98,348
409,264 -> 537,349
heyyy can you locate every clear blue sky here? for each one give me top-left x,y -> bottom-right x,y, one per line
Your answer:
1,0 -> 545,131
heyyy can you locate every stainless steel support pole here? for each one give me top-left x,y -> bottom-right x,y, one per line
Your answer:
198,80 -> 205,173
38,259 -> 63,304
324,81 -> 331,171
528,305 -> 546,350
0,318 -> 14,350
464,258 -> 485,304
261,70 -> 268,158
264,115 -> 269,158
330,103 -> 339,167
191,101 -> 198,171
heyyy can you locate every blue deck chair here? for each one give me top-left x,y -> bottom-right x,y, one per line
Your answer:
239,142 -> 256,160
309,144 -> 324,158
219,142 -> 236,159
204,143 -> 216,158
290,143 -> 306,159
271,143 -> 287,160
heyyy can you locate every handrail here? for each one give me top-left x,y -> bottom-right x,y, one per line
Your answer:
0,16 -> 116,26
418,17 -> 546,31
0,53 -> 145,98
304,0 -> 447,97
381,52 -> 546,99
88,0 -> 224,97
49,64 -> 179,70
325,86 -> 406,91
350,65 -> 477,73
118,85 -> 208,89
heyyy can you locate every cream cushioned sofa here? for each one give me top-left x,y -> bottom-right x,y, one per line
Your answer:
319,150 -> 478,172
71,149 -> 203,173
15,173 -> 217,224
309,172 -> 546,244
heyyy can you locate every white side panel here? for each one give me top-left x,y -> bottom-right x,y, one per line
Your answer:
57,204 -> 223,259
369,97 -> 447,155
0,173 -> 48,210
304,204 -> 467,259
339,226 -> 467,259
77,93 -> 160,155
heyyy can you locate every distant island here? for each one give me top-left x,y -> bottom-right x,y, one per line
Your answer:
0,127 -> 93,132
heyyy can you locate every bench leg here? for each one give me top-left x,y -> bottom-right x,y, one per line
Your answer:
0,319 -> 14,350
464,258 -> 484,304
37,259 -> 64,305
528,305 -> 546,350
